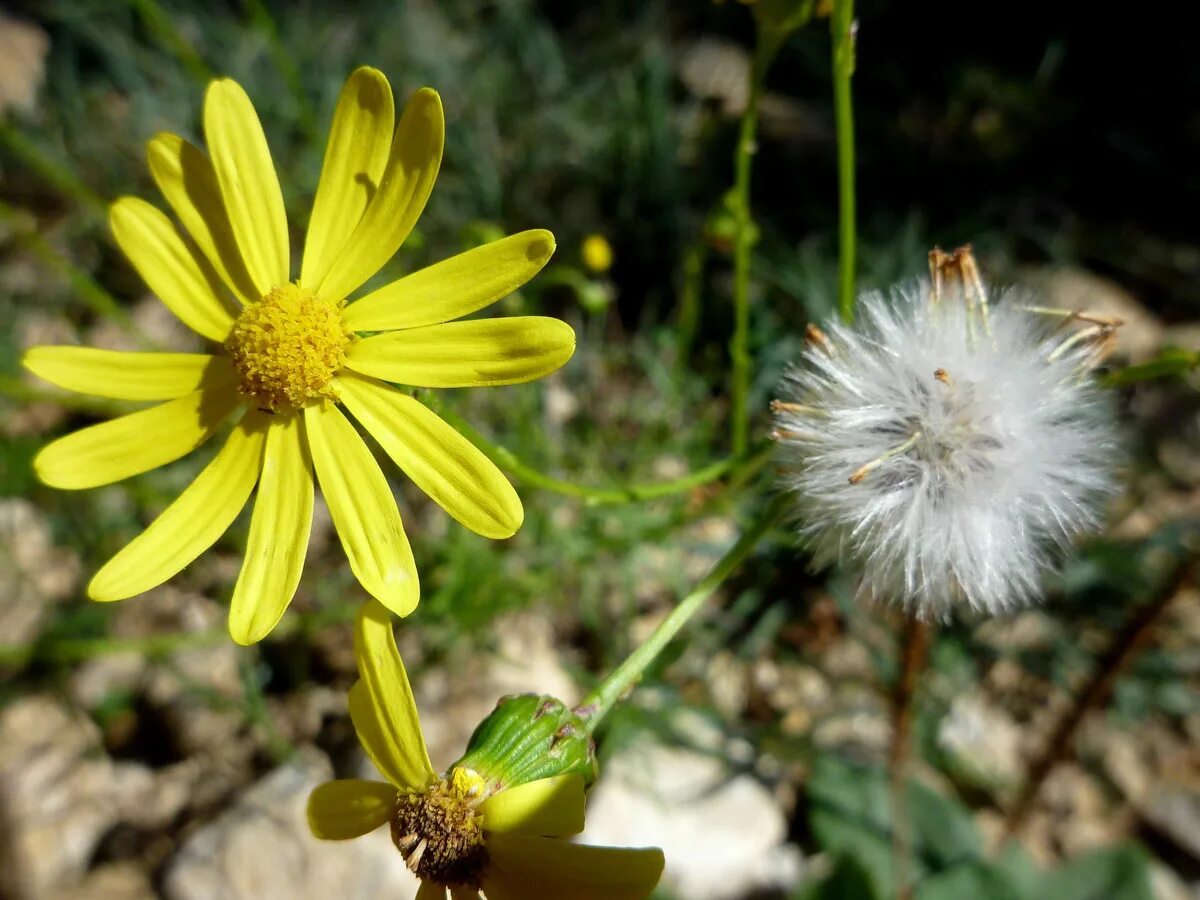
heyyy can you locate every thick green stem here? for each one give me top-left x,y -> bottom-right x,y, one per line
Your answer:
832,0 -> 858,323
577,493 -> 788,730
729,50 -> 769,459
432,400 -> 772,505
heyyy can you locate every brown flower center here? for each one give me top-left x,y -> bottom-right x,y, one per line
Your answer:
390,769 -> 489,888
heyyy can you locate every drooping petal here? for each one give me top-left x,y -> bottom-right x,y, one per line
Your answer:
23,347 -> 234,401
344,318 -> 576,388
479,775 -> 585,837
484,835 -> 665,900
87,411 -> 265,601
417,882 -> 448,900
447,888 -> 477,900
337,373 -> 522,539
228,412 -> 313,645
203,78 -> 289,294
341,230 -> 556,333
315,88 -> 443,303
350,600 -> 436,790
34,387 -> 241,490
306,779 -> 397,840
304,401 -> 419,617
109,196 -> 236,341
146,132 -> 260,305
301,67 -> 395,292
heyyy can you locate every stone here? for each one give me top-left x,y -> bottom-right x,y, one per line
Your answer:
0,14 -> 48,115
580,712 -> 803,899
937,692 -> 1023,790
163,749 -> 416,900
0,498 -> 81,650
55,863 -> 155,900
0,695 -> 156,900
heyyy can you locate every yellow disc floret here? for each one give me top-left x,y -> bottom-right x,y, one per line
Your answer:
225,283 -> 351,411
390,767 -> 489,887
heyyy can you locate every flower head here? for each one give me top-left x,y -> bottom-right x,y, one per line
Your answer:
307,601 -> 665,899
773,248 -> 1120,618
23,68 -> 575,643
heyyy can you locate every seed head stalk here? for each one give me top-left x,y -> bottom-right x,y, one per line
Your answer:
831,0 -> 858,323
576,494 -> 789,730
729,44 -> 770,459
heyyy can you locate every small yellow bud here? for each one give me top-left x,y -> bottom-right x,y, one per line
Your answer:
581,234 -> 613,274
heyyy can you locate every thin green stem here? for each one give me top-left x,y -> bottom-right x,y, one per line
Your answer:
0,200 -> 154,345
729,48 -> 769,458
675,239 -> 708,373
243,0 -> 319,141
0,126 -> 106,217
431,400 -> 772,505
832,0 -> 858,323
577,493 -> 789,729
130,0 -> 214,84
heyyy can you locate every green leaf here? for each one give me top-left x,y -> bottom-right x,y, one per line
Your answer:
807,755 -> 899,896
1104,347 -> 1198,386
807,754 -> 988,897
794,853 -> 882,900
907,778 -> 984,867
1040,845 -> 1155,900
915,862 -> 1026,900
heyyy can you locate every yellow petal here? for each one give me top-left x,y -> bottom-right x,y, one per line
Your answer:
315,87 -> 443,303
146,132 -> 260,305
301,67 -> 395,292
341,230 -> 556,333
304,401 -> 419,616
203,78 -> 289,294
109,196 -> 236,342
480,775 -> 585,837
87,412 -> 264,601
34,388 -> 240,490
484,836 -> 665,900
350,600 -> 436,790
228,412 -> 313,645
344,317 -> 576,388
417,883 -> 448,900
337,373 -> 522,539
306,779 -> 397,840
23,347 -> 234,401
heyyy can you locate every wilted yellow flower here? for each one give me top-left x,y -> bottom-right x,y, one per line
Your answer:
308,601 -> 665,898
24,68 -> 574,643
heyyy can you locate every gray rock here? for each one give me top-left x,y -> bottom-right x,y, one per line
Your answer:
579,711 -> 803,900
164,749 -> 418,900
0,695 -> 155,900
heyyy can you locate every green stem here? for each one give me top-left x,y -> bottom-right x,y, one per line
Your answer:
729,47 -> 769,458
0,200 -> 155,345
577,493 -> 789,729
243,0 -> 319,141
131,0 -> 215,84
832,0 -> 858,323
432,400 -> 772,505
675,239 -> 708,372
0,126 -> 106,217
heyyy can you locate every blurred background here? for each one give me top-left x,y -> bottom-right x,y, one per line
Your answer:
2,1 -> 1199,898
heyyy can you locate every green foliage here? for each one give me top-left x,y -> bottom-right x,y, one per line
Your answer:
1105,348 -> 1200,386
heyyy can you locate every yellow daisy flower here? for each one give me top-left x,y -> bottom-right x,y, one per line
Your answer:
307,601 -> 665,899
24,68 -> 575,644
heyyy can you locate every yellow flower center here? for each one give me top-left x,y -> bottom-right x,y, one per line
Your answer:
225,283 -> 351,411
391,767 -> 489,888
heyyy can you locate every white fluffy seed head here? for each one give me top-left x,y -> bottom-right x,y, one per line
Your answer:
774,280 -> 1120,619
